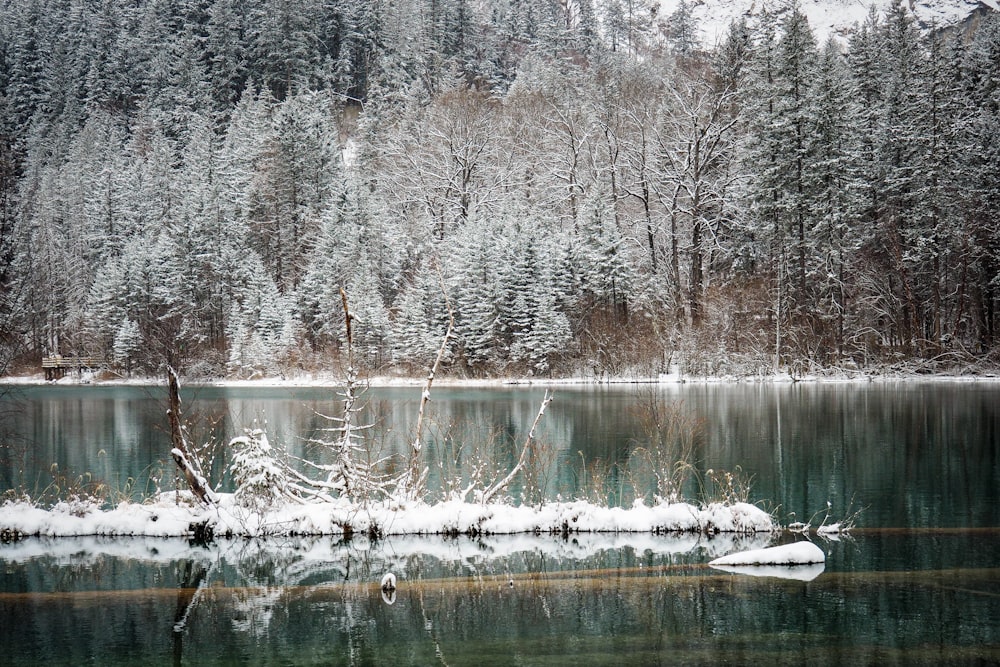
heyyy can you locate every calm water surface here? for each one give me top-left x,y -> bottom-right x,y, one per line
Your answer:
1,381 -> 999,664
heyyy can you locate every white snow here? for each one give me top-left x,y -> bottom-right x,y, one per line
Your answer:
817,522 -> 844,535
707,541 -> 826,580
0,494 -> 776,538
710,561 -> 826,581
0,531 -> 776,570
708,540 -> 825,566
656,0 -> 988,47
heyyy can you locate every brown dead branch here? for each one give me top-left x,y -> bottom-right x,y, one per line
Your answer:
167,366 -> 217,506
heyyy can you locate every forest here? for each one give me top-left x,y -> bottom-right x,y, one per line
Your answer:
0,0 -> 998,380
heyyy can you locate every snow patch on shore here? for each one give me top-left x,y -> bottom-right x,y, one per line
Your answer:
0,495 -> 776,539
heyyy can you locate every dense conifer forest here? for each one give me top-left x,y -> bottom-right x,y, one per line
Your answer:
1,0 -> 998,379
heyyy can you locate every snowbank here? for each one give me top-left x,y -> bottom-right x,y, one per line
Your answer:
0,495 -> 776,539
0,531 -> 776,568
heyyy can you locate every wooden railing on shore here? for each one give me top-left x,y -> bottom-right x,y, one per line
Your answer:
42,356 -> 101,380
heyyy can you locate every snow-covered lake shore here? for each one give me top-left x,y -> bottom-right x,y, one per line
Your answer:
0,494 -> 777,540
2,367 -> 999,388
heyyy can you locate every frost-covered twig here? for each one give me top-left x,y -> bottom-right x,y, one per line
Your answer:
791,498 -> 864,537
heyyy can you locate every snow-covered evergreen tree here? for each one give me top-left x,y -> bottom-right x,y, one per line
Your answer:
226,252 -> 298,377
112,317 -> 141,376
229,426 -> 292,511
806,38 -> 862,359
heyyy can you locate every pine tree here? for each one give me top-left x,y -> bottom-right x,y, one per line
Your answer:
714,17 -> 752,96
573,191 -> 632,317
873,2 -> 925,352
449,219 -> 507,371
229,426 -> 292,511
963,11 -> 1000,350
502,225 -> 572,374
112,316 -> 141,376
254,0 -> 325,101
665,0 -> 700,57
205,0 -> 254,120
392,271 -> 439,367
226,251 -> 297,377
806,39 -> 861,360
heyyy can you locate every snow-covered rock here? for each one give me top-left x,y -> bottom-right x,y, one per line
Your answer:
708,540 -> 825,566
707,541 -> 826,580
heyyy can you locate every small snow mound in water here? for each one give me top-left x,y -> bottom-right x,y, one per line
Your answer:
708,541 -> 825,566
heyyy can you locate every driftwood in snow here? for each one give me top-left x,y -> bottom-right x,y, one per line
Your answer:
167,367 -> 218,506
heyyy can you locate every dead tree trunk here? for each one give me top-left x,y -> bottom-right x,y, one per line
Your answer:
168,367 -> 217,506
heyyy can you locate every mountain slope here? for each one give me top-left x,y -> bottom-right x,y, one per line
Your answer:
657,0 -> 992,45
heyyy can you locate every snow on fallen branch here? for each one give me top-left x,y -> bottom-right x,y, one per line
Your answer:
478,389 -> 553,505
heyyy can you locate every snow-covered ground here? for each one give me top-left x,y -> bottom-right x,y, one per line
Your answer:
2,364 -> 998,388
0,494 -> 776,539
658,0 -> 987,47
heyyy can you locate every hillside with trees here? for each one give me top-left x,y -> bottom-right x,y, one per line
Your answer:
1,0 -> 998,379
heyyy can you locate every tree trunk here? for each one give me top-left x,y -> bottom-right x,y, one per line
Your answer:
168,367 -> 217,506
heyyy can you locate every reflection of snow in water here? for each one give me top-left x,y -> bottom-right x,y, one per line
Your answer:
708,541 -> 826,581
231,586 -> 283,636
0,531 -> 777,574
710,562 -> 825,582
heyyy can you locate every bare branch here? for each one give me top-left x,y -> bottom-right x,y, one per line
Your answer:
479,390 -> 553,505
397,262 -> 455,501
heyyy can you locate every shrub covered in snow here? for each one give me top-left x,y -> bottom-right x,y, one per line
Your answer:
229,427 -> 292,511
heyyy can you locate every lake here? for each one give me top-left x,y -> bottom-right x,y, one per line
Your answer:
1,381 -> 999,664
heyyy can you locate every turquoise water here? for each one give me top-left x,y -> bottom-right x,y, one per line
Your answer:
1,531 -> 998,665
1,382 -> 998,527
1,382 -> 999,664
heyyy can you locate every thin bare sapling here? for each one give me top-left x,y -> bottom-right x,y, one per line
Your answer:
394,269 -> 455,503
280,288 -> 391,505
